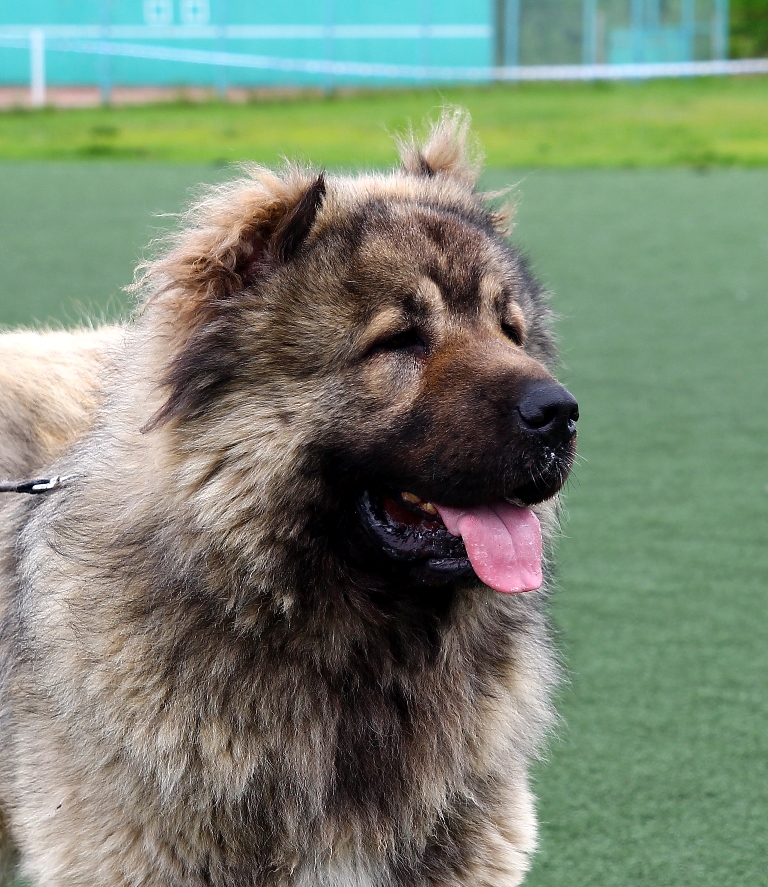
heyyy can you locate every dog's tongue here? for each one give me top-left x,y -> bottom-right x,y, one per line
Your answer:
434,501 -> 542,594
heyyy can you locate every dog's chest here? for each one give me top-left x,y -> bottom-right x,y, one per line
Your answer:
186,649 -> 493,884
295,858 -> 378,887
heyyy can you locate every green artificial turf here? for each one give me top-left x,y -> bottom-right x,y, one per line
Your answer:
0,163 -> 213,326
1,76 -> 768,167
496,168 -> 768,885
0,164 -> 767,885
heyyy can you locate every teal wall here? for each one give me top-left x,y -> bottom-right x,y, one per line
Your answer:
0,1 -> 728,86
0,1 -> 493,87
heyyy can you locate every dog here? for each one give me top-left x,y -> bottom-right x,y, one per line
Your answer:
0,110 -> 578,887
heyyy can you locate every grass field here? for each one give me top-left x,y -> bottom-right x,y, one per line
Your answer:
1,76 -> 768,167
1,157 -> 767,885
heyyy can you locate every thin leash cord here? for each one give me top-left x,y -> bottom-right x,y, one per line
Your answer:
0,475 -> 75,494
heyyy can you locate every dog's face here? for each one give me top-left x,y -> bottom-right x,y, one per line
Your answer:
147,121 -> 577,598
268,196 -> 577,590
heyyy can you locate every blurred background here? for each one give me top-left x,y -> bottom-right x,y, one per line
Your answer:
0,0 -> 762,104
1,3 -> 767,886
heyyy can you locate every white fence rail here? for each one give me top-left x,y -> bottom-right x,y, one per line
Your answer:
0,25 -> 492,40
1,28 -> 767,106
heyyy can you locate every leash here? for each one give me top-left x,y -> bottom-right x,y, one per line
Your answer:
0,475 -> 75,495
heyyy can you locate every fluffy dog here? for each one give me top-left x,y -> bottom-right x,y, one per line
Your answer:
0,111 -> 577,887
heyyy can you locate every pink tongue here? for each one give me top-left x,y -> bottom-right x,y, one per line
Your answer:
434,501 -> 542,594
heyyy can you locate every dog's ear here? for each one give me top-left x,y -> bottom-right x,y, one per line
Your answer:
139,169 -> 326,430
397,108 -> 482,186
270,172 -> 326,263
140,168 -> 326,329
241,172 -> 326,282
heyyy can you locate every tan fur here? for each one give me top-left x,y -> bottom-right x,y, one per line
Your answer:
396,109 -> 483,186
0,111 -> 574,887
0,328 -> 121,476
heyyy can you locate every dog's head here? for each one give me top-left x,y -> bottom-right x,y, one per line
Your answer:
141,111 -> 577,600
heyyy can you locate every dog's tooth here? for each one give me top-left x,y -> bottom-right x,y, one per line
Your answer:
401,491 -> 438,516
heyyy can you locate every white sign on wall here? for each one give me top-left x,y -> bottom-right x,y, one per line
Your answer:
180,0 -> 211,25
143,0 -> 211,26
143,0 -> 173,25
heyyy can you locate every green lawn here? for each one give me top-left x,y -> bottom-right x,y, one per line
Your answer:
1,76 -> 768,166
1,163 -> 767,886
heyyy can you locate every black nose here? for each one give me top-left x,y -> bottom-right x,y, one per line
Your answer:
516,381 -> 579,437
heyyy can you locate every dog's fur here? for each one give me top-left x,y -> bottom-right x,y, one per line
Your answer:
0,112 -> 574,887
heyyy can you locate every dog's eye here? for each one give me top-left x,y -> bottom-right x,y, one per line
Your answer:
370,329 -> 427,357
501,321 -> 523,346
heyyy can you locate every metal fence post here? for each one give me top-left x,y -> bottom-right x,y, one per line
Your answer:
681,0 -> 695,60
582,0 -> 597,65
505,0 -> 520,67
30,29 -> 46,108
494,0 -> 505,69
631,0 -> 644,62
714,0 -> 729,59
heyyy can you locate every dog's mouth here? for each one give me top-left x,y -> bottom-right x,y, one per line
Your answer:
358,490 -> 542,594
